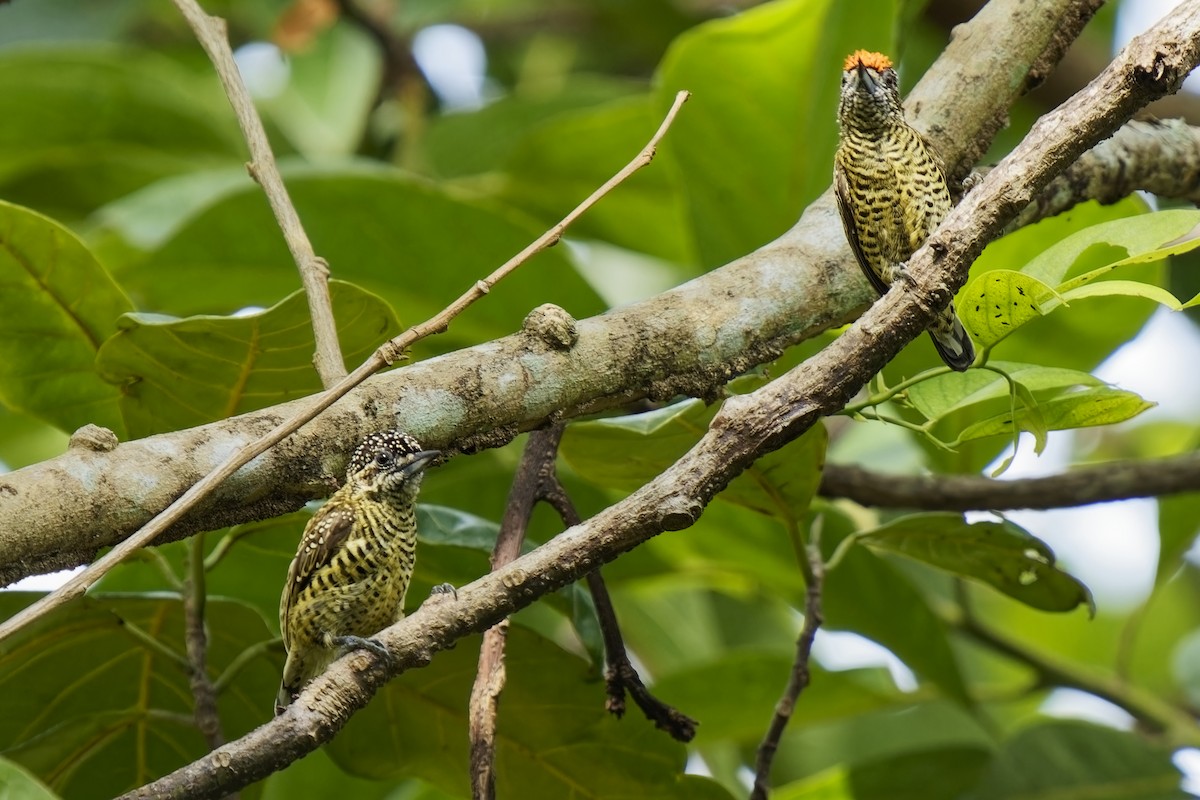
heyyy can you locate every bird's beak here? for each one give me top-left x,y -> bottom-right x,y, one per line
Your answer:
854,62 -> 876,93
402,450 -> 441,478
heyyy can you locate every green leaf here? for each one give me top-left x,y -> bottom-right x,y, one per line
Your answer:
0,593 -> 276,799
0,47 -> 242,217
651,654 -> 897,745
959,270 -> 1056,348
955,387 -> 1154,444
848,746 -> 993,800
0,199 -> 130,435
260,26 -> 380,159
955,197 -> 1157,374
499,94 -> 693,264
773,768 -> 853,799
859,514 -> 1093,614
423,77 -> 639,179
0,757 -> 61,800
98,166 -> 606,357
964,720 -> 1188,800
1156,494 -> 1200,586
328,627 -> 730,799
561,398 -> 827,524
95,280 -> 399,437
1055,279 -> 1183,310
905,362 -> 1102,422
654,0 -> 893,267
1023,208 -> 1200,287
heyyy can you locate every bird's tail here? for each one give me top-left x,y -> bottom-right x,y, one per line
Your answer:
927,304 -> 975,372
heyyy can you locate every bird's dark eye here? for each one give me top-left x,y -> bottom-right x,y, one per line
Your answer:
375,450 -> 395,468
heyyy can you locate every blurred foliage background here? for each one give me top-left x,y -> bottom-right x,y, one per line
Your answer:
1,0 -> 1199,798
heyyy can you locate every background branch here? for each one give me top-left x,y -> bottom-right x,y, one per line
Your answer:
819,453 -> 1200,510
117,6 -> 1200,796
173,0 -> 347,388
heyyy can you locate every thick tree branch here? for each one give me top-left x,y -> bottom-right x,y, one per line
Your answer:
118,5 -> 1200,797
819,453 -> 1200,510
1008,118 -> 1200,229
0,0 -> 1097,590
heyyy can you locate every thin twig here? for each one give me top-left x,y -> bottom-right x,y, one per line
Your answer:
173,0 -> 346,388
182,534 -> 232,798
751,519 -> 825,800
0,90 -> 691,647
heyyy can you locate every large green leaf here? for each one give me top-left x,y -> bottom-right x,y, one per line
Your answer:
905,362 -> 1103,423
964,720 -> 1188,800
95,280 -> 399,437
1021,209 -> 1200,288
0,200 -> 130,435
953,386 -> 1153,445
651,654 -> 898,746
654,0 -> 893,267
1156,494 -> 1200,586
327,626 -> 733,799
259,25 -> 380,159
0,757 -> 60,800
423,77 -> 640,179
0,593 -> 276,799
498,94 -> 693,264
96,166 -> 606,357
848,746 -> 993,800
0,47 -> 242,217
858,514 -> 1094,614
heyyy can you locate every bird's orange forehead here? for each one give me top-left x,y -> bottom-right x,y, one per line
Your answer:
843,50 -> 892,72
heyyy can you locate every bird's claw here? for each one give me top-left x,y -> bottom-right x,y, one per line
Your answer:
429,582 -> 458,599
331,635 -> 392,666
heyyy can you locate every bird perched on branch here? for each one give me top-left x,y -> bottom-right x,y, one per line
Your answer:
834,49 -> 976,371
276,430 -> 440,715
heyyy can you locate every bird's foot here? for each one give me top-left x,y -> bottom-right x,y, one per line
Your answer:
430,582 -> 457,600
330,635 -> 392,666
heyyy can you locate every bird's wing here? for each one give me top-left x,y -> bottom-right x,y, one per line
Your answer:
279,500 -> 355,648
834,165 -> 891,297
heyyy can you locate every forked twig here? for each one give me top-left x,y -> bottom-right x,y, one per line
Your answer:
0,88 -> 690,645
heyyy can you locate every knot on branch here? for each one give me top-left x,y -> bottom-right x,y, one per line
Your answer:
68,424 -> 119,453
658,497 -> 701,531
522,303 -> 579,350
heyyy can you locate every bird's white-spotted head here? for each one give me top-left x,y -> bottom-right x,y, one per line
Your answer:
347,430 -> 440,502
838,50 -> 903,132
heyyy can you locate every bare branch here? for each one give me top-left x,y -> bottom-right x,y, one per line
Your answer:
0,91 -> 691,644
172,0 -> 347,387
819,454 -> 1200,511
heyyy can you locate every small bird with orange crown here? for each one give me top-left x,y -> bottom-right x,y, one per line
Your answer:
833,49 -> 975,371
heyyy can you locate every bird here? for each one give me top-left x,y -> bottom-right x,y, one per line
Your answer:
833,49 -> 976,371
276,429 -> 440,715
